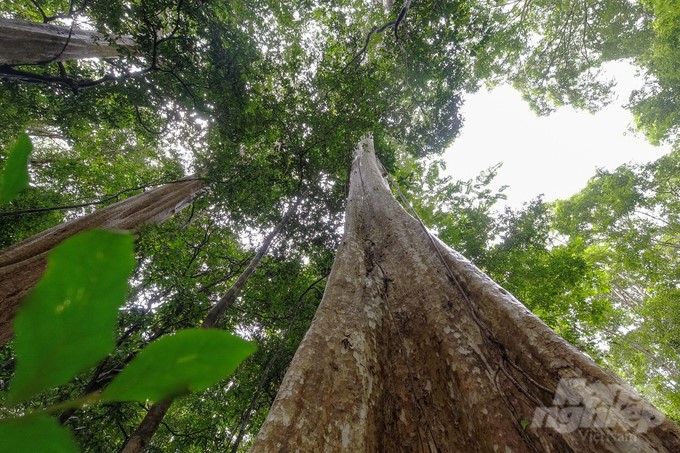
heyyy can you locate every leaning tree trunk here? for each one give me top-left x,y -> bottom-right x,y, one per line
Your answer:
0,177 -> 203,345
251,137 -> 680,452
0,17 -> 136,65
120,198 -> 300,453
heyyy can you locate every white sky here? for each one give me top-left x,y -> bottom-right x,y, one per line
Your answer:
444,61 -> 671,209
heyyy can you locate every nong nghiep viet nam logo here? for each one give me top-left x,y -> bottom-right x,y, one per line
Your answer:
531,378 -> 664,434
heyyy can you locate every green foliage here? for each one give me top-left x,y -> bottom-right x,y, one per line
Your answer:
553,150 -> 680,418
0,133 -> 32,205
467,0 -> 680,146
469,0 -> 651,114
8,230 -> 135,405
1,226 -> 255,451
392,147 -> 679,397
630,0 -> 680,144
1,0 -> 678,449
387,146 -> 507,263
102,329 -> 256,403
0,187 -> 67,248
0,415 -> 79,453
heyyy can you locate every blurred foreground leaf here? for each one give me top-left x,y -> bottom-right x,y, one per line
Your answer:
0,133 -> 32,204
102,329 -> 256,403
0,415 -> 79,453
9,229 -> 136,404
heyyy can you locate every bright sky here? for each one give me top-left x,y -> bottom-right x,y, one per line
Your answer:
444,61 -> 671,209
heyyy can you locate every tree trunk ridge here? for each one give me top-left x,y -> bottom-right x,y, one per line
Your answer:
0,176 -> 203,344
250,137 -> 680,452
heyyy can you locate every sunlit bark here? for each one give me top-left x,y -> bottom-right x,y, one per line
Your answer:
0,17 -> 136,65
0,177 -> 202,344
251,137 -> 680,452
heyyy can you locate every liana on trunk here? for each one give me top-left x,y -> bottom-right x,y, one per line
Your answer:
251,137 -> 680,452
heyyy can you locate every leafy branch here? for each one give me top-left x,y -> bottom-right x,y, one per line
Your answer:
342,0 -> 411,72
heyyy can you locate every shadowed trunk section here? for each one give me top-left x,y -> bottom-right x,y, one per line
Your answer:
0,177 -> 203,345
120,400 -> 172,453
251,137 -> 680,452
120,198 -> 300,453
0,17 -> 137,65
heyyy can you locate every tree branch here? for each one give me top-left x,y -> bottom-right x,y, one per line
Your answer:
342,20 -> 396,73
394,0 -> 411,42
29,0 -> 49,23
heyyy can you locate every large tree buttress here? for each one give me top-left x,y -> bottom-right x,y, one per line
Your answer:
251,137 -> 680,452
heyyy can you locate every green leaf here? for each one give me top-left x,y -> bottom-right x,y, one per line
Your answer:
0,133 -> 32,204
0,415 -> 79,453
8,229 -> 136,405
101,329 -> 256,403
520,419 -> 529,430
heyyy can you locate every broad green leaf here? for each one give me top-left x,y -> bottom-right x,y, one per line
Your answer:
0,415 -> 79,453
9,229 -> 136,404
101,329 -> 256,403
0,133 -> 32,204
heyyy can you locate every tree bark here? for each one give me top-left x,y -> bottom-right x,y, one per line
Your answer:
0,177 -> 203,345
0,17 -> 137,65
251,137 -> 680,452
120,199 -> 300,453
120,400 -> 173,453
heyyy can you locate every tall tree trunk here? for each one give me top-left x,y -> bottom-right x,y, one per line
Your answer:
0,177 -> 203,345
0,17 -> 136,65
251,137 -> 680,452
120,199 -> 300,453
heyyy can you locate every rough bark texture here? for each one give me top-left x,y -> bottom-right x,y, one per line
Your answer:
0,17 -> 136,65
251,137 -> 680,452
0,177 -> 203,344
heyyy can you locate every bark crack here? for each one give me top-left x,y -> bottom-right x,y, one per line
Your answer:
367,248 -> 440,453
378,156 -> 555,450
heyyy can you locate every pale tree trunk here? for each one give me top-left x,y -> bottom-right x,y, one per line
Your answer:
120,199 -> 300,453
251,137 -> 680,452
374,0 -> 395,10
0,177 -> 203,345
0,17 -> 136,65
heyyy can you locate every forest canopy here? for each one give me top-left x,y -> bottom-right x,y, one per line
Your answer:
0,0 -> 678,451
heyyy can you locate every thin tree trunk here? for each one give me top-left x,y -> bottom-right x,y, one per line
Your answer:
230,272 -> 328,452
0,177 -> 203,345
201,198 -> 300,329
0,17 -> 136,65
119,400 -> 173,453
229,373 -> 269,453
120,199 -> 300,453
251,137 -> 680,452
